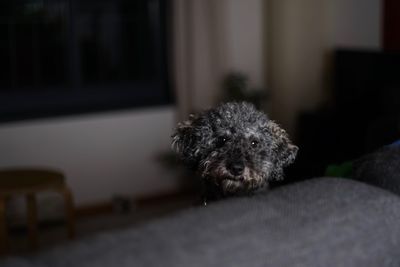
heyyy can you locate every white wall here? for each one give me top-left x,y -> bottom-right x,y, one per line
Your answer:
0,107 -> 179,207
325,0 -> 382,49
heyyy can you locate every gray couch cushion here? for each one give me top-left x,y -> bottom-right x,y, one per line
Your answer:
353,144 -> 400,195
3,177 -> 400,267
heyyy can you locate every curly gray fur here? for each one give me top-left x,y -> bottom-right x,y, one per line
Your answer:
172,102 -> 298,199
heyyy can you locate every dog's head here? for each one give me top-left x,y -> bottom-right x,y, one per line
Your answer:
172,102 -> 298,195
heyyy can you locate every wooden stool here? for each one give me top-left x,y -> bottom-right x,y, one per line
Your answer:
0,169 -> 75,255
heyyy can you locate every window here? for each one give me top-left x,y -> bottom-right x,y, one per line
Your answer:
0,0 -> 171,122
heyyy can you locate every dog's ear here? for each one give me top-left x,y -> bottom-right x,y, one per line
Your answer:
266,121 -> 298,167
171,114 -> 201,166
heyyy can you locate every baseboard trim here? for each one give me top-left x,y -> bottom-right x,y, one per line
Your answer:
75,189 -> 193,218
75,202 -> 114,218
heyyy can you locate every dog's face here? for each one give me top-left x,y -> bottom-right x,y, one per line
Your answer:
172,102 -> 298,195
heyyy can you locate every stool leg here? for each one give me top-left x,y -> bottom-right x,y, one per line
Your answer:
0,197 -> 8,255
63,187 -> 75,239
26,194 -> 38,250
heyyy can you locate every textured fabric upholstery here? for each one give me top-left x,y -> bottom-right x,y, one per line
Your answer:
353,145 -> 400,195
3,177 -> 400,267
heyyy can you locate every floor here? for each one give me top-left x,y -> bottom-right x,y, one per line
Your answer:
7,195 -> 194,256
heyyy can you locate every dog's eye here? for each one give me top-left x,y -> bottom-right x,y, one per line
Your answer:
251,139 -> 259,148
216,136 -> 228,147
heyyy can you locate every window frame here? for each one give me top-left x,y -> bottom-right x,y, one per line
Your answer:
0,0 -> 172,123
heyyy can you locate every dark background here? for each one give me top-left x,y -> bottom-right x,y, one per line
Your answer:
285,0 -> 400,182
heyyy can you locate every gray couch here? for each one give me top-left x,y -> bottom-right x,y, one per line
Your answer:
2,176 -> 400,267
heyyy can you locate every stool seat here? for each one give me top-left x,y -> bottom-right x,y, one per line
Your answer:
0,169 -> 65,195
0,168 -> 75,255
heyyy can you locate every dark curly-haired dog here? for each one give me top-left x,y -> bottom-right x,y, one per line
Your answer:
172,102 -> 298,202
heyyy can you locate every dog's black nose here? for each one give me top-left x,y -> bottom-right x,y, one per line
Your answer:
228,162 -> 245,176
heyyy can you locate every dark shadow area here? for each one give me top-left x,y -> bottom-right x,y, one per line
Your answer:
286,49 -> 400,183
